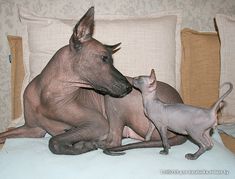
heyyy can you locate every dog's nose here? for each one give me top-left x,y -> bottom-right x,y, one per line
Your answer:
118,84 -> 132,98
117,81 -> 132,97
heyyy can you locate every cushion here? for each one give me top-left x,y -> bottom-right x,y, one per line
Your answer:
180,28 -> 220,108
7,36 -> 25,120
12,8 -> 181,125
216,14 -> 235,123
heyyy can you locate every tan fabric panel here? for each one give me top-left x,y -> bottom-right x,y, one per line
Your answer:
181,28 -> 220,108
7,36 -> 25,120
220,133 -> 235,154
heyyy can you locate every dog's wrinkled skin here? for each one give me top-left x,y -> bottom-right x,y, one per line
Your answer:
132,69 -> 233,160
0,7 -> 186,155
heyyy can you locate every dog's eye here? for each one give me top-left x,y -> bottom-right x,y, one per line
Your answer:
101,55 -> 108,63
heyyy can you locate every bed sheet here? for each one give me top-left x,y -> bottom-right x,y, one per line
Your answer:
0,130 -> 234,179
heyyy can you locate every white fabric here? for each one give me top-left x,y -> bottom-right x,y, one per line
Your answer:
0,131 -> 234,179
216,14 -> 235,123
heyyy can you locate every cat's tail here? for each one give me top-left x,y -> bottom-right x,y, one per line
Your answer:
210,82 -> 233,113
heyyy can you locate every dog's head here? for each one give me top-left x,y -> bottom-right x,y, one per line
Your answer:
133,69 -> 157,94
68,7 -> 132,97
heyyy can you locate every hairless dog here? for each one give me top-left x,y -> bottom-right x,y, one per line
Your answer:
0,7 -> 186,155
132,69 -> 233,160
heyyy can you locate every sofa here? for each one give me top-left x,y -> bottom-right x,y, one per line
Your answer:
0,5 -> 235,179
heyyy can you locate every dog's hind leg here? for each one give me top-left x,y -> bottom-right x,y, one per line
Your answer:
0,125 -> 46,143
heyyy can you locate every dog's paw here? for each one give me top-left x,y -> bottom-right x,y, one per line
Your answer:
185,153 -> 198,160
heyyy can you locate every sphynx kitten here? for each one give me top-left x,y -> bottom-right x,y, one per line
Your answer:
133,69 -> 233,160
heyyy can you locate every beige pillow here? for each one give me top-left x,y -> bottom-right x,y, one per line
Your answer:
7,36 -> 25,120
19,8 -> 181,85
216,14 -> 235,123
181,28 -> 220,108
94,17 -> 181,88
11,8 -> 181,126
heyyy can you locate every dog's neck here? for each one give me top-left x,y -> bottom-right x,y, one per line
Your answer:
41,46 -> 92,89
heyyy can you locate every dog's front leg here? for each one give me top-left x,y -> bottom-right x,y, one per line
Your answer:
48,109 -> 109,155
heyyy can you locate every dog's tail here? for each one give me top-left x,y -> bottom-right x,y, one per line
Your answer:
103,134 -> 186,156
210,82 -> 233,113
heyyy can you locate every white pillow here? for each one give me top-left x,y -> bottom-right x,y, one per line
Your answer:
12,8 -> 181,126
216,14 -> 235,123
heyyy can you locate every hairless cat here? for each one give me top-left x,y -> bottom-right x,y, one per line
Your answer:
133,69 -> 233,160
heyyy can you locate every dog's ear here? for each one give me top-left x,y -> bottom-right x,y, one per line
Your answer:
70,7 -> 94,49
149,69 -> 157,90
105,43 -> 121,54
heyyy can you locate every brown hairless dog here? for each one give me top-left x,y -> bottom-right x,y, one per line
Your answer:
0,8 -> 186,155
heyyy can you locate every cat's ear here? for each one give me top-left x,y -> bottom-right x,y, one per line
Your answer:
149,69 -> 157,90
